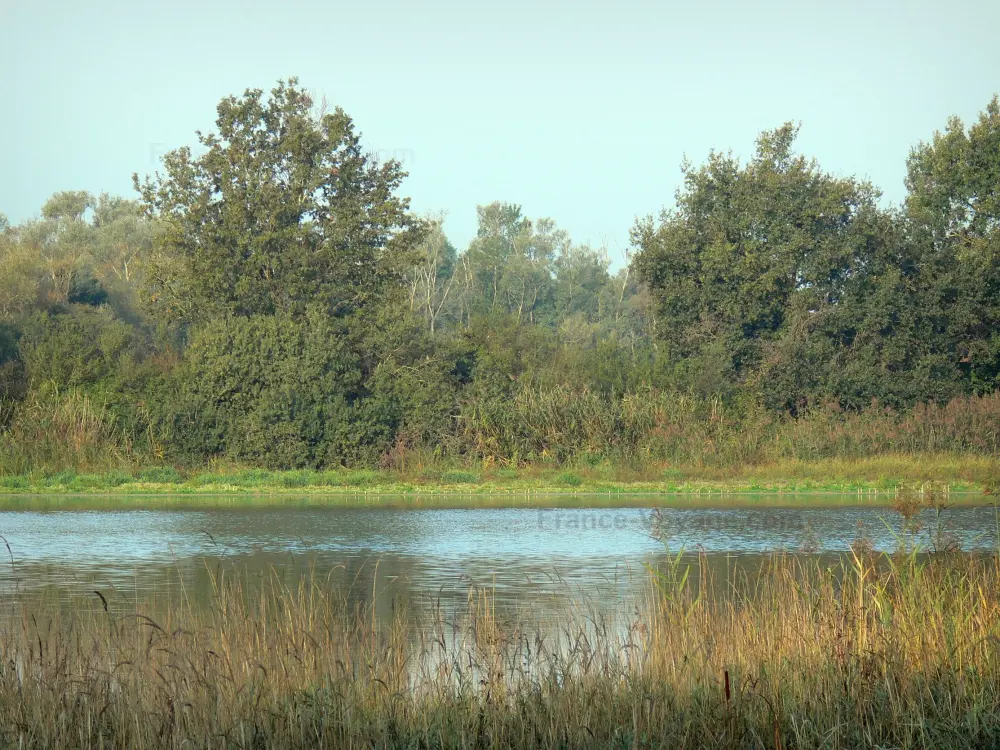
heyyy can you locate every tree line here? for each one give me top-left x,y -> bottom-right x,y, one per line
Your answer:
1,80 -> 998,470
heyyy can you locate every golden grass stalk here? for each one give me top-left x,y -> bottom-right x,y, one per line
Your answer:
1,550 -> 1000,748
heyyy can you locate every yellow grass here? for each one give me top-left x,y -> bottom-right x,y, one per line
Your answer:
2,546 -> 1000,748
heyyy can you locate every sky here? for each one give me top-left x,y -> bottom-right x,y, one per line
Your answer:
2,0 -> 999,265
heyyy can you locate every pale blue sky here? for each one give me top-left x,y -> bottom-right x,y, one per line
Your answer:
2,0 -> 998,263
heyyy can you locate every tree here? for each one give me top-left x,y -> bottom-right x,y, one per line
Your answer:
135,79 -> 424,324
91,194 -> 154,288
552,243 -> 611,328
14,192 -> 99,307
131,80 -> 447,467
41,191 -> 93,222
460,202 -> 563,324
633,124 -> 918,408
905,96 -> 1000,392
406,214 -> 457,335
151,306 -> 455,467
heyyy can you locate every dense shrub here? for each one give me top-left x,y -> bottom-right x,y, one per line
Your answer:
151,310 -> 455,469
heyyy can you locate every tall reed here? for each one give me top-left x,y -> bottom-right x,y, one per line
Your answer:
0,389 -> 143,474
1,550 -> 999,748
456,386 -> 1000,467
3,384 -> 1000,485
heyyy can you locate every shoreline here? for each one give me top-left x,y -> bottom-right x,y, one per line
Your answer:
0,455 -> 995,505
0,477 -> 996,508
0,492 -> 995,510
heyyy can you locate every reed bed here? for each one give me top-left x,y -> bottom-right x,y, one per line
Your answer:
4,387 -> 1000,485
2,546 -> 1000,748
458,387 -> 1000,466
0,390 -> 143,475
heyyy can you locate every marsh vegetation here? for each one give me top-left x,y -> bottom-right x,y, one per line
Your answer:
2,541 -> 999,748
2,79 -> 1000,747
1,83 -> 999,486
0,487 -> 994,746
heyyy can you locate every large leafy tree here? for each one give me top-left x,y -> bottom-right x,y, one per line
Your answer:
633,125 -> 885,392
0,190 -> 159,438
905,96 -> 1000,392
135,79 -> 424,324
0,191 -> 156,320
90,193 -> 156,297
16,192 -> 98,307
631,124 -> 958,409
133,81 -> 448,467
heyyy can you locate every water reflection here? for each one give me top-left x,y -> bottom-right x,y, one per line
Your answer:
0,500 -> 996,624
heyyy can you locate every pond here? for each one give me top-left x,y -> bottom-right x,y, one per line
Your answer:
0,496 -> 997,624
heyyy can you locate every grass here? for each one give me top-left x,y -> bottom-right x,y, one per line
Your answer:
2,545 -> 1000,747
0,454 -> 997,503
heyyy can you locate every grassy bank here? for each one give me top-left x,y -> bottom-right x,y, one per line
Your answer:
0,454 -> 997,501
2,550 -> 1000,748
3,390 -> 1000,504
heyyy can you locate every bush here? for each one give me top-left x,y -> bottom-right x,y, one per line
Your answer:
152,311 -> 443,469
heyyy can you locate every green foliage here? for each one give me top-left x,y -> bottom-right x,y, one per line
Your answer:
0,391 -> 143,475
150,308 -> 455,468
0,323 -> 25,427
631,119 -> 991,411
135,79 -> 423,324
555,470 -> 583,486
19,307 -> 138,388
1,83 -> 999,477
905,96 -> 1000,392
457,202 -> 565,324
279,470 -> 318,488
154,310 -> 361,466
41,190 -> 94,221
458,385 -> 1000,466
137,466 -> 183,484
68,270 -> 109,307
440,470 -> 480,484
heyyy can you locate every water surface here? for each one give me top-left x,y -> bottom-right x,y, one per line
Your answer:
0,497 -> 996,623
